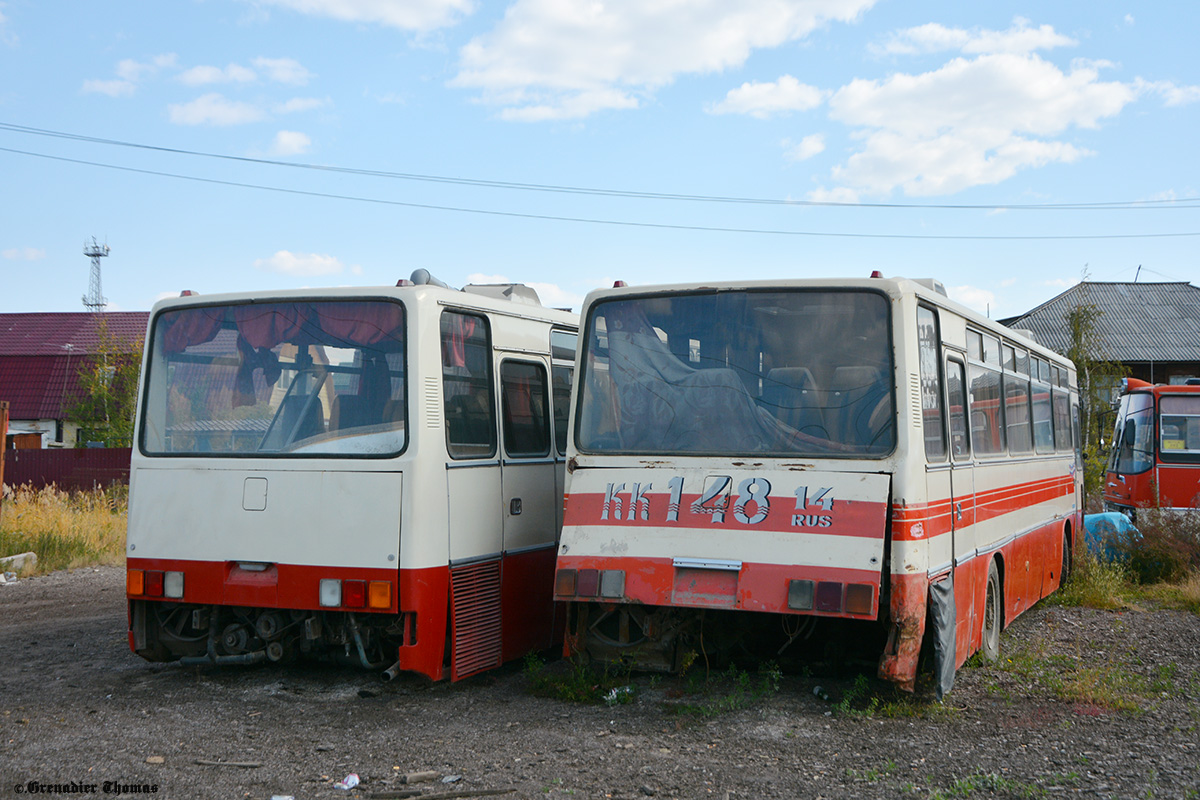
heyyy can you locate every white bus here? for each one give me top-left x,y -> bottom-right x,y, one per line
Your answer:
126,273 -> 577,681
555,276 -> 1081,695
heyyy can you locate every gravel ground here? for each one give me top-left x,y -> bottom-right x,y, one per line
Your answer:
1,566 -> 1198,800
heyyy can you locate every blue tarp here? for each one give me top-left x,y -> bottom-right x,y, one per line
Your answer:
1083,512 -> 1140,561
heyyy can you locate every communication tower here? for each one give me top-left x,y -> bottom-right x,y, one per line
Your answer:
82,237 -> 109,313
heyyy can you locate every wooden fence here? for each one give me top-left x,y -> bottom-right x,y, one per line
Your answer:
2,447 -> 132,491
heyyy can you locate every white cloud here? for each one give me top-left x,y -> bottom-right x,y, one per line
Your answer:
1135,78 -> 1200,107
452,0 -> 876,121
83,53 -> 176,96
274,96 -> 329,113
784,133 -> 826,162
876,18 -> 1076,56
806,185 -> 860,203
947,285 -> 995,314
179,63 -> 257,86
270,130 -> 312,155
822,52 -> 1134,196
253,0 -> 474,31
253,57 -> 313,86
707,75 -> 825,119
1042,277 -> 1079,289
82,79 -> 136,97
168,93 -> 266,126
1,4 -> 17,46
254,250 -> 344,276
1124,14 -> 1135,25
2,247 -> 45,261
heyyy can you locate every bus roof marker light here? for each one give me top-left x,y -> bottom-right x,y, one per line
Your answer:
870,271 -> 883,278
613,281 -> 628,288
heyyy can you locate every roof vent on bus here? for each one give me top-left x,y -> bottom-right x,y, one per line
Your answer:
409,269 -> 455,290
912,278 -> 948,296
463,283 -> 542,306
1010,328 -> 1036,343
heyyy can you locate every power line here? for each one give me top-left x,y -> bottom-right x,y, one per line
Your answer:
5,144 -> 1200,241
2,121 -> 1199,212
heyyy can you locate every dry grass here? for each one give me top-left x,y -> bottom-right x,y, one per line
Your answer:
0,484 -> 127,575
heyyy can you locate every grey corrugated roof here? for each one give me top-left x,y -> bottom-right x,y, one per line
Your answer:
1000,282 -> 1200,362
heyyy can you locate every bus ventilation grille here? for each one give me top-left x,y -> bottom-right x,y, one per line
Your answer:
450,559 -> 503,680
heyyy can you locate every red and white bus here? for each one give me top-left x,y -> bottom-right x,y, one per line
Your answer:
1104,377 -> 1200,517
126,273 -> 577,681
555,276 -> 1081,694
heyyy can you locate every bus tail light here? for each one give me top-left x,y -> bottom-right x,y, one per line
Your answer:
577,569 -> 600,597
319,579 -> 342,607
787,579 -> 814,611
599,570 -> 625,599
368,581 -> 391,609
845,584 -> 873,615
127,569 -> 145,596
815,581 -> 842,612
555,569 -> 576,596
343,580 -> 366,608
164,571 -> 185,599
145,570 -> 165,598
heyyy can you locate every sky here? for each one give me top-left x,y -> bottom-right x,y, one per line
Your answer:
1,0 -> 1197,319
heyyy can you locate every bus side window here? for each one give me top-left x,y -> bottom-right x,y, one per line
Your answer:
917,307 -> 946,461
441,311 -> 496,458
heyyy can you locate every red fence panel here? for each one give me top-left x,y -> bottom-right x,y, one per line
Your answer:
2,447 -> 132,491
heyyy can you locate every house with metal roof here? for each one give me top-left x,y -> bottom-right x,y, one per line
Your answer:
0,312 -> 148,448
999,282 -> 1200,385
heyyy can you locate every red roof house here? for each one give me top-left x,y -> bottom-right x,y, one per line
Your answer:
0,312 -> 149,447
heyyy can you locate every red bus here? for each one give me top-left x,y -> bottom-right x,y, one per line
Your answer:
1104,377 -> 1200,517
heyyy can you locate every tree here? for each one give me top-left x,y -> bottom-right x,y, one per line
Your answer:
70,319 -> 143,447
1063,277 -> 1125,503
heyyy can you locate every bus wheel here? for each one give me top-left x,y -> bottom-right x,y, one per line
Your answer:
981,560 -> 1001,663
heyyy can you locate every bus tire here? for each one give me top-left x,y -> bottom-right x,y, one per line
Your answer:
981,560 -> 1001,663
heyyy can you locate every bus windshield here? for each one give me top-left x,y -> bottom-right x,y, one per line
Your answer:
141,299 -> 406,457
576,289 -> 894,456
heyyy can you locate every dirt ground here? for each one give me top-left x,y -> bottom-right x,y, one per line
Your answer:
1,566 -> 1197,800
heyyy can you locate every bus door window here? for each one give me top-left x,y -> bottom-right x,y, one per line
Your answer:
946,358 -> 970,461
441,311 -> 496,458
550,330 -> 578,458
500,360 -> 551,458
